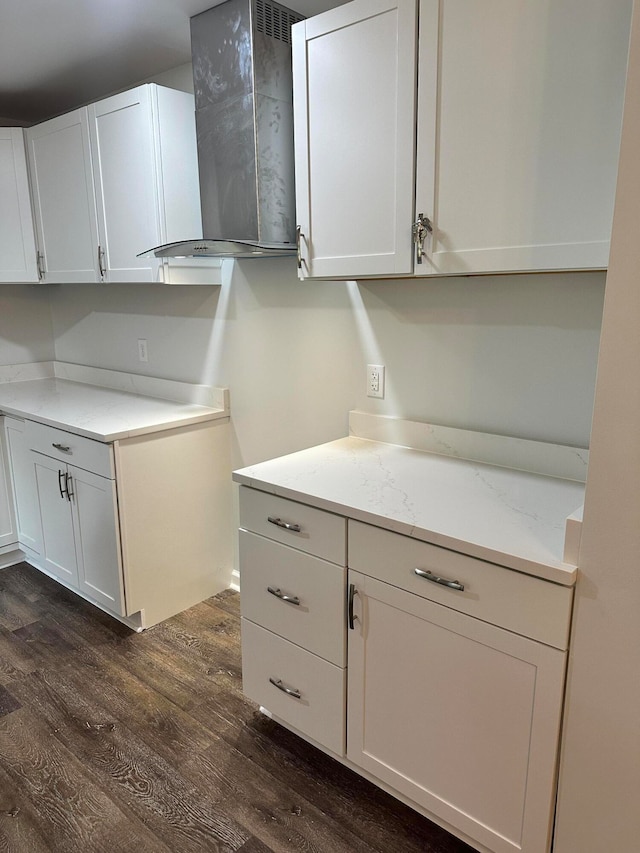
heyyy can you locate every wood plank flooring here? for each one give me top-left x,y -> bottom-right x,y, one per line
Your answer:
0,562 -> 475,853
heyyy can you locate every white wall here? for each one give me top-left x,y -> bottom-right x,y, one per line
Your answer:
554,2 -> 640,849
0,284 -> 54,365
142,62 -> 194,94
49,260 -> 360,468
48,263 -> 603,469
349,271 -> 604,447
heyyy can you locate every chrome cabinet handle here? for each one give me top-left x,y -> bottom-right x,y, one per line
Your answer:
267,586 -> 300,606
269,677 -> 301,699
36,251 -> 46,280
414,568 -> 464,592
267,516 -> 301,533
348,582 -> 358,629
412,212 -> 433,264
58,470 -> 67,500
65,473 -> 73,501
98,244 -> 106,278
296,225 -> 302,270
52,443 -> 71,452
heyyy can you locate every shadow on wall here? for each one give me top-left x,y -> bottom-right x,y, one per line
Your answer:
0,284 -> 56,364
46,259 -> 360,467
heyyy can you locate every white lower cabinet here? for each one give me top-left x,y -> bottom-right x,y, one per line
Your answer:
238,486 -> 573,853
2,415 -> 232,628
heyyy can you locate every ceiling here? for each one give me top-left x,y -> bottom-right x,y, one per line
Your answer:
0,0 -> 343,126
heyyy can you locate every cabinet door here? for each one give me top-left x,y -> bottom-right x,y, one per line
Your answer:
347,571 -> 566,853
293,0 -> 418,279
26,109 -> 100,283
0,129 -> 38,282
415,0 -> 632,276
0,418 -> 17,549
32,453 -> 78,586
89,85 -> 161,283
69,465 -> 124,616
4,418 -> 41,554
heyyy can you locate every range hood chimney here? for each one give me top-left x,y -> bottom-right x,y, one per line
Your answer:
146,0 -> 303,260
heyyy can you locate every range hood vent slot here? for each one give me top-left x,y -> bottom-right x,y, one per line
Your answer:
255,0 -> 302,44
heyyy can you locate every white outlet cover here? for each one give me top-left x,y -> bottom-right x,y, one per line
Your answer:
367,364 -> 385,398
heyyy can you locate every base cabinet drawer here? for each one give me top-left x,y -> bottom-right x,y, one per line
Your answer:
239,486 -> 346,565
25,420 -> 114,478
241,618 -> 346,756
349,520 -> 574,649
239,529 -> 346,666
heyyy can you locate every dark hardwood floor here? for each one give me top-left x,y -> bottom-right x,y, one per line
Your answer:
0,562 -> 475,853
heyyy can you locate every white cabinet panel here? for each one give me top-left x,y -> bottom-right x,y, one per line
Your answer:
416,0 -> 632,276
89,86 -> 160,283
0,129 -> 38,282
0,419 -> 17,549
31,449 -> 124,614
71,466 -> 124,614
293,0 -> 417,278
4,417 -> 40,554
347,570 -> 566,853
26,109 -> 100,282
32,452 -> 79,586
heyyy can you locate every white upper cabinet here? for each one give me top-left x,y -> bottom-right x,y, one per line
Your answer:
0,129 -> 39,283
293,0 -> 633,280
26,84 -> 203,284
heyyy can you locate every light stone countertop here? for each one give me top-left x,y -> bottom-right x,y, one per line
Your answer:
0,375 -> 228,442
233,435 -> 585,585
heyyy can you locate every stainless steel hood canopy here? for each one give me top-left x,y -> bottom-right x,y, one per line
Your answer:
147,0 -> 303,260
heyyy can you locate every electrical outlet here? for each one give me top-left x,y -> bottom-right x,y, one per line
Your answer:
367,364 -> 385,398
137,339 -> 148,363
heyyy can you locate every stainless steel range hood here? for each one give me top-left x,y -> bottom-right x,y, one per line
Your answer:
145,0 -> 303,260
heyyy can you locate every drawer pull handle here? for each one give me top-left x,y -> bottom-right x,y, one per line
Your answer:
267,516 -> 301,533
348,582 -> 358,629
267,586 -> 300,606
414,568 -> 465,592
52,443 -> 71,452
58,469 -> 68,500
269,677 -> 301,699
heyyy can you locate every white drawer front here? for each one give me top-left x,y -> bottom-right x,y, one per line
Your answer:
240,529 -> 346,666
25,420 -> 113,478
348,520 -> 573,650
241,618 -> 346,756
239,486 -> 346,565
